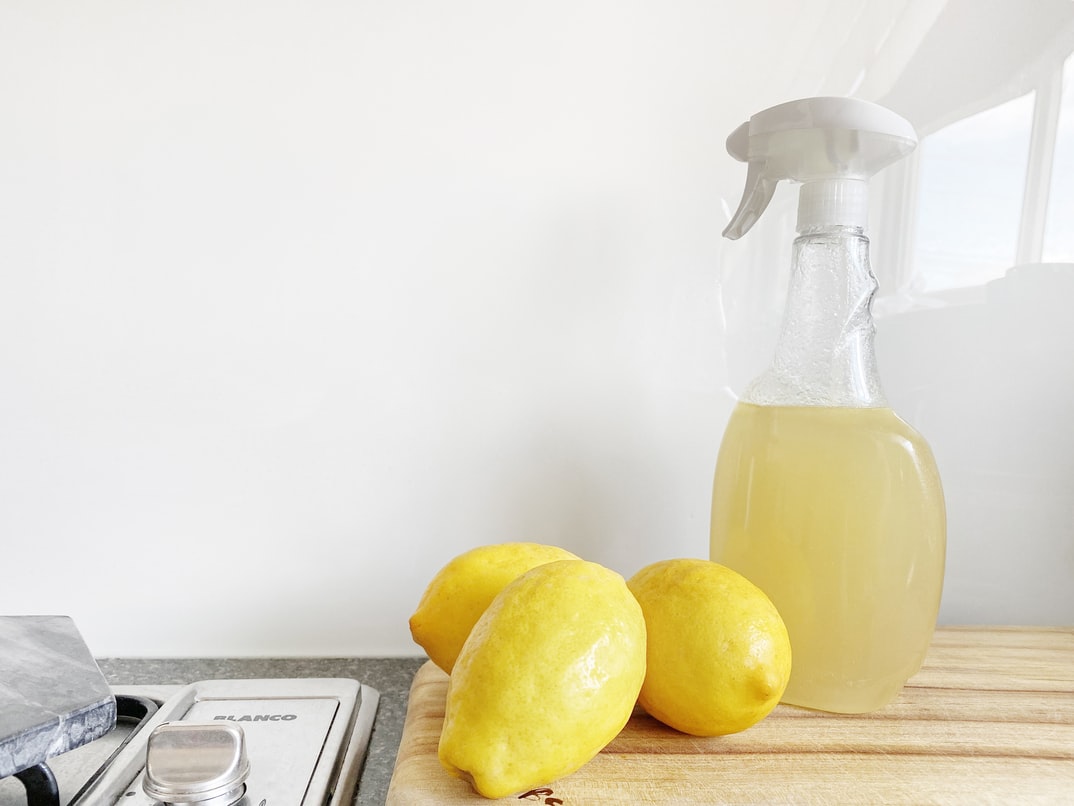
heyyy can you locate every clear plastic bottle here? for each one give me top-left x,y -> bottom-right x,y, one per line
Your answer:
710,98 -> 946,714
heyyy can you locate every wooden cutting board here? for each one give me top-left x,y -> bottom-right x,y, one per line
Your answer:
386,627 -> 1074,804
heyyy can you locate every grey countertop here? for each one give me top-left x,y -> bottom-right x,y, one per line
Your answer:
1,617 -> 118,779
95,656 -> 426,806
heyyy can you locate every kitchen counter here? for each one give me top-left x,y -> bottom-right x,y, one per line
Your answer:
98,627 -> 1074,804
96,656 -> 426,806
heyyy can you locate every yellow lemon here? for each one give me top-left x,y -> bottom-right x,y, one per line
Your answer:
439,559 -> 646,799
409,542 -> 579,674
627,558 -> 791,736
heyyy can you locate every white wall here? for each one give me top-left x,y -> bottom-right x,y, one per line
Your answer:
2,0 -> 1072,656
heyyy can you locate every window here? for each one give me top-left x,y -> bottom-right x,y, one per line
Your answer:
904,49 -> 1074,297
912,93 -> 1034,293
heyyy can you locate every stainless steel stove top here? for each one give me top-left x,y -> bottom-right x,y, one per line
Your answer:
0,679 -> 379,806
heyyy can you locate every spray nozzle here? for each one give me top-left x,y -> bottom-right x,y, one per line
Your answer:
722,97 -> 917,239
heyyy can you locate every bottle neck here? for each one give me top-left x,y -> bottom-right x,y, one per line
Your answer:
744,226 -> 886,407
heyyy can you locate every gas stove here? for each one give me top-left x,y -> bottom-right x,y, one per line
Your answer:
0,678 -> 379,806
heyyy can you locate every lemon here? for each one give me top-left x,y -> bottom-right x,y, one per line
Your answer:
409,542 -> 579,674
438,559 -> 646,799
627,558 -> 791,736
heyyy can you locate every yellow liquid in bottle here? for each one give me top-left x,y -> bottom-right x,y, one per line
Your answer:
710,402 -> 945,713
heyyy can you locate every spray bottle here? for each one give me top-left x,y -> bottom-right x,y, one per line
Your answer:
710,97 -> 946,714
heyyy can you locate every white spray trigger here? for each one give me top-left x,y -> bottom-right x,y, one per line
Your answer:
722,97 -> 917,240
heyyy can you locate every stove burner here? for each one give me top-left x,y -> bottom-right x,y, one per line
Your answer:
3,679 -> 377,806
10,768 -> 54,806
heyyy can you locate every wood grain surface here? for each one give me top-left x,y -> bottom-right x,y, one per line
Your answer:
385,627 -> 1074,804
